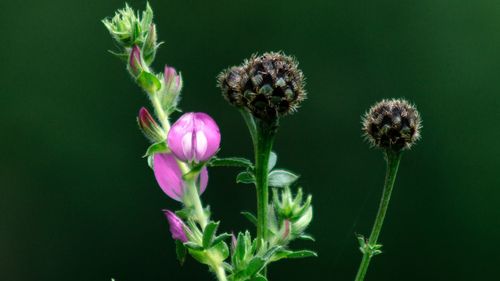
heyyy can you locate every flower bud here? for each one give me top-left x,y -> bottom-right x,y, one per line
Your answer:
102,3 -> 154,48
362,99 -> 422,151
129,46 -> 143,77
153,153 -> 208,201
167,113 -> 221,163
217,52 -> 306,121
142,24 -> 158,65
272,186 -> 313,238
164,65 -> 183,95
137,107 -> 165,142
163,210 -> 188,242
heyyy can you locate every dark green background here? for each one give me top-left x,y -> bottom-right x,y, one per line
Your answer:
1,0 -> 499,280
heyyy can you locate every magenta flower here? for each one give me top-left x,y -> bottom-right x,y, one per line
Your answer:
137,107 -> 164,143
129,45 -> 143,76
167,112 -> 221,163
153,152 -> 208,201
163,210 -> 188,242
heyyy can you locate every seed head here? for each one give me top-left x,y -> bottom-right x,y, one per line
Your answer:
217,52 -> 306,121
362,99 -> 422,151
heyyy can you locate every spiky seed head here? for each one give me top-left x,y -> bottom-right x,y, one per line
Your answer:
362,99 -> 422,151
217,52 -> 306,121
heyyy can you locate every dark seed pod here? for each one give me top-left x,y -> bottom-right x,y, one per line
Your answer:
362,99 -> 422,151
217,52 -> 306,121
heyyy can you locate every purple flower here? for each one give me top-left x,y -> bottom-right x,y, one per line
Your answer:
167,112 -> 221,163
153,152 -> 208,201
164,210 -> 188,242
129,45 -> 143,76
137,107 -> 164,143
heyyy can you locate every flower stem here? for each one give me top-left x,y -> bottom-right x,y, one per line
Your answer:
354,149 -> 402,281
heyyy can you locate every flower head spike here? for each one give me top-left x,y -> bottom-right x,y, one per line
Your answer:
217,52 -> 306,121
153,153 -> 208,201
102,3 -> 154,48
137,107 -> 165,142
167,112 -> 221,163
362,99 -> 422,151
163,210 -> 188,242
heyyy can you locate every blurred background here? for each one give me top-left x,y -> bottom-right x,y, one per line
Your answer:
1,0 -> 500,280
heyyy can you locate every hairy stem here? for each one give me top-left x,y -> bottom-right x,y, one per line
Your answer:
354,150 -> 402,281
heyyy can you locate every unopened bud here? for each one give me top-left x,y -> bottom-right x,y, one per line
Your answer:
217,52 -> 306,121
129,46 -> 143,77
137,107 -> 165,142
362,99 -> 422,151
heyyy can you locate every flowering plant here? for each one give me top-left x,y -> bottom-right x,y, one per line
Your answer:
103,3 -> 315,281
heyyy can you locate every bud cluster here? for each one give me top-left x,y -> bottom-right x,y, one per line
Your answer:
270,186 -> 313,244
217,52 -> 307,121
102,3 -> 158,64
362,99 -> 421,151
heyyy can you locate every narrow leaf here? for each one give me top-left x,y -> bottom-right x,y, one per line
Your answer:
184,242 -> 204,251
202,221 -> 219,249
175,240 -> 187,265
241,211 -> 257,226
284,250 -> 318,259
209,157 -> 253,168
212,233 -> 232,247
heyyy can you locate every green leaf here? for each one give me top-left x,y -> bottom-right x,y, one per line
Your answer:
202,221 -> 219,249
298,234 -> 316,242
245,257 -> 266,277
143,141 -> 168,158
240,211 -> 257,226
188,248 -> 211,265
175,240 -> 187,265
283,250 -> 317,259
212,233 -> 232,247
137,71 -> 161,93
184,242 -> 204,251
182,162 -> 205,181
235,232 -> 247,262
212,240 -> 230,260
268,151 -> 277,171
268,169 -> 299,187
208,157 -> 253,169
271,249 -> 317,262
249,275 -> 268,281
236,171 -> 256,184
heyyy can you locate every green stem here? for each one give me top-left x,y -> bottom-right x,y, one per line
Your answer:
354,149 -> 402,281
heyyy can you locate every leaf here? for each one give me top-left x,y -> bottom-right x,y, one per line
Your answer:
202,221 -> 219,249
236,171 -> 256,184
137,71 -> 162,93
283,250 -> 317,259
175,240 -> 187,265
298,234 -> 316,242
184,242 -> 204,251
271,249 -> 317,262
143,141 -> 168,158
249,275 -> 268,281
268,169 -> 299,187
268,151 -> 277,171
240,211 -> 257,226
182,162 -> 205,181
208,157 -> 253,169
212,233 -> 232,247
245,257 -> 266,277
212,240 -> 230,260
188,248 -> 211,265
